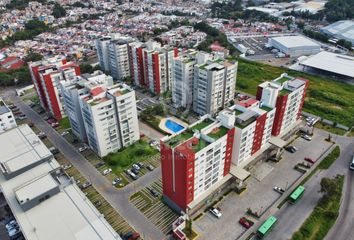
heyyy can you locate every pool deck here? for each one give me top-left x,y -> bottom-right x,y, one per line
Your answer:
159,117 -> 189,135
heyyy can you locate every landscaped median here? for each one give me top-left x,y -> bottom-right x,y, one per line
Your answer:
291,175 -> 344,240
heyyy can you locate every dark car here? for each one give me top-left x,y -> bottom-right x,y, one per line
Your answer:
239,217 -> 253,229
123,231 -> 140,240
149,188 -> 159,197
137,162 -> 145,168
95,161 -> 105,168
94,200 -> 102,208
285,146 -> 297,153
131,168 -> 139,175
304,157 -> 315,164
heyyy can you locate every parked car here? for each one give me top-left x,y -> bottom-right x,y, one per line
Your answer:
49,147 -> 59,155
112,177 -> 122,185
37,132 -> 46,139
102,169 -> 112,176
28,122 -> 34,127
38,109 -> 45,114
123,231 -> 140,240
129,172 -> 138,180
124,169 -> 132,175
137,162 -> 145,168
239,217 -> 253,229
273,186 -> 285,194
47,118 -> 56,124
61,131 -> 69,136
51,122 -> 59,128
131,168 -> 139,175
95,161 -> 105,168
285,146 -> 296,153
80,181 -> 92,189
132,164 -> 140,171
301,134 -> 312,141
209,207 -> 222,218
304,157 -> 315,164
29,103 -> 36,108
94,200 -> 102,208
149,188 -> 159,197
146,165 -> 154,171
62,164 -> 72,170
78,145 -> 88,152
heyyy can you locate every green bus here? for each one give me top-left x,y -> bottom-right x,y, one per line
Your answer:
289,185 -> 305,203
257,215 -> 277,238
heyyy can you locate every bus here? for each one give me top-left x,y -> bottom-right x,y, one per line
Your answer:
289,185 -> 305,204
257,215 -> 277,238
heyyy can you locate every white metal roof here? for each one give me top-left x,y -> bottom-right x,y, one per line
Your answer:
0,126 -> 121,240
300,51 -> 354,78
271,35 -> 320,48
0,125 -> 52,176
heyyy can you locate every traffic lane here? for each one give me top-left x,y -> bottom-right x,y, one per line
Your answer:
9,94 -> 166,240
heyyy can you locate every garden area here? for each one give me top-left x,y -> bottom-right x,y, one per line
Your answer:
103,139 -> 158,174
236,59 -> 354,128
140,104 -> 169,134
291,175 -> 344,240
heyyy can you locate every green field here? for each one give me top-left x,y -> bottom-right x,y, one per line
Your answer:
103,139 -> 158,173
237,59 -> 354,127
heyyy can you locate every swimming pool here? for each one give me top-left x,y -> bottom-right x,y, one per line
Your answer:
165,119 -> 185,133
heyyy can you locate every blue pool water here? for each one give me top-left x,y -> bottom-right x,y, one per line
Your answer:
165,119 -> 185,133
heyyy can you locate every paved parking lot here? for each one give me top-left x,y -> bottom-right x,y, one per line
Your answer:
130,179 -> 180,235
194,130 -> 333,240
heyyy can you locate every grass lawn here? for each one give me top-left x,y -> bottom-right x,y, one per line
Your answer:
59,116 -> 71,129
103,139 -> 158,173
291,175 -> 344,240
237,59 -> 354,127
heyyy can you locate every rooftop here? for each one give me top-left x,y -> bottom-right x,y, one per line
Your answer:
207,126 -> 229,140
0,125 -> 52,179
300,51 -> 354,78
271,35 -> 320,48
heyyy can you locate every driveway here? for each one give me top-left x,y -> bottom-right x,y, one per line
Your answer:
5,92 -> 166,240
194,129 -> 333,240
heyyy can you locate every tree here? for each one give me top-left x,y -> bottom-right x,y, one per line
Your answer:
337,39 -> 352,50
320,175 -> 342,203
52,3 -> 66,18
79,63 -> 93,74
24,51 -> 43,62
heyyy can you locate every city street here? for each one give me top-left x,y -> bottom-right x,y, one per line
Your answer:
3,90 -> 166,240
266,132 -> 354,240
194,129 -> 334,240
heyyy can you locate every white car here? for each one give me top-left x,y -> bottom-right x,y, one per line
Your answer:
78,146 -> 88,152
132,164 -> 140,171
301,134 -> 312,141
102,168 -> 112,175
209,207 -> 222,218
61,131 -> 69,136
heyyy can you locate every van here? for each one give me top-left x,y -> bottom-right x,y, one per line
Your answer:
350,156 -> 354,170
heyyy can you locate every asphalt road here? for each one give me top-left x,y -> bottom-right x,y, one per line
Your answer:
5,92 -> 166,240
265,131 -> 354,240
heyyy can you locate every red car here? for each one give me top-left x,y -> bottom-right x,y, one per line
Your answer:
239,217 -> 253,229
304,157 -> 315,164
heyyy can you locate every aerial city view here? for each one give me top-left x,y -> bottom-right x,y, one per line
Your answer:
0,0 -> 353,239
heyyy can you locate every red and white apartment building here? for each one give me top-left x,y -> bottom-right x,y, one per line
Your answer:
161,73 -> 308,214
161,116 -> 235,213
257,73 -> 308,137
128,41 -> 178,94
29,56 -> 80,120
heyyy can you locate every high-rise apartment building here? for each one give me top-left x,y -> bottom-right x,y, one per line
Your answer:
257,74 -> 308,137
95,36 -> 112,72
161,116 -> 235,213
60,71 -> 114,142
193,54 -> 237,116
172,51 -> 196,108
108,39 -> 132,80
79,84 -> 140,157
29,56 -> 80,120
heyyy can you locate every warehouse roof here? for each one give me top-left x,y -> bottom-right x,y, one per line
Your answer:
300,51 -> 354,78
270,35 -> 320,48
0,126 -> 121,240
321,20 -> 354,43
